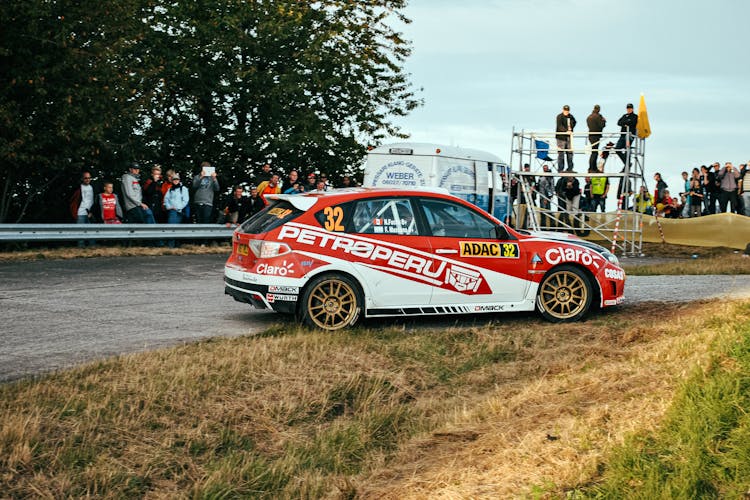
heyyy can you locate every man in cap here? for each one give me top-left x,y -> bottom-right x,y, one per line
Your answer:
304,172 -> 317,192
121,162 -> 156,223
555,105 -> 577,172
586,105 -> 606,171
615,103 -> 638,168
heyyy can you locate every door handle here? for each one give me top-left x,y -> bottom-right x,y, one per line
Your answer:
435,249 -> 458,254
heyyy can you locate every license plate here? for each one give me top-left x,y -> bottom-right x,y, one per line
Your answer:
237,244 -> 249,256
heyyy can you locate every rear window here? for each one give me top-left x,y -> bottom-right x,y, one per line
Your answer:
238,201 -> 303,234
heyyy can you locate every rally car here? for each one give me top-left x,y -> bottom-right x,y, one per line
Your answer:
224,188 -> 625,330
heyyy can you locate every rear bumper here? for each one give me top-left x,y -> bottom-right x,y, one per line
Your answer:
224,277 -> 297,314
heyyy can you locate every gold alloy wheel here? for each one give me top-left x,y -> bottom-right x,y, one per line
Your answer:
306,278 -> 358,330
538,269 -> 589,320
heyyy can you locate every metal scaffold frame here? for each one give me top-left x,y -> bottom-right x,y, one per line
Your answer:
509,129 -> 647,255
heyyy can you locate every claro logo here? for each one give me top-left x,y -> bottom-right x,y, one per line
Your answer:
256,260 -> 295,276
544,246 -> 601,268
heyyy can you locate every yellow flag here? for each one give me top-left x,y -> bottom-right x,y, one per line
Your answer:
637,93 -> 651,139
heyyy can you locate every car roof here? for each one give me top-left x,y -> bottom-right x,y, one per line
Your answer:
266,187 -> 453,211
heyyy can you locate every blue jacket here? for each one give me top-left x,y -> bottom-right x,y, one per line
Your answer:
163,185 -> 189,211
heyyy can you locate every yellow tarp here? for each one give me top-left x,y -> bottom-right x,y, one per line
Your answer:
640,213 -> 749,249
575,212 -> 749,249
518,208 -> 749,249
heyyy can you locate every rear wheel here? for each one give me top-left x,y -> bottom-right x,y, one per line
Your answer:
537,265 -> 592,322
299,273 -> 362,330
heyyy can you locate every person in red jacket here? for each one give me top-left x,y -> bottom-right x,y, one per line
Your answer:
96,181 -> 124,223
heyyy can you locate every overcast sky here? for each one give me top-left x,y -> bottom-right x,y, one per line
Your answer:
393,0 -> 749,195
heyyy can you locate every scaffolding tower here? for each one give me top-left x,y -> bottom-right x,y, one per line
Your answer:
509,129 -> 647,255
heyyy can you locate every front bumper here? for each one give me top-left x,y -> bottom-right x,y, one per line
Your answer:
598,266 -> 626,307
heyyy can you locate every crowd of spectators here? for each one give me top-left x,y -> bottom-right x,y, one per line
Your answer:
511,160 -> 749,224
68,162 -> 361,236
637,162 -> 749,218
509,102 -> 750,221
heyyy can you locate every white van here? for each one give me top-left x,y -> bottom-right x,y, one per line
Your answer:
363,143 -> 512,222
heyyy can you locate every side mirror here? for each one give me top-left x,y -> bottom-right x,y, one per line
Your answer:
494,224 -> 513,240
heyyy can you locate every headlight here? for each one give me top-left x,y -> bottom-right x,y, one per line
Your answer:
601,250 -> 619,266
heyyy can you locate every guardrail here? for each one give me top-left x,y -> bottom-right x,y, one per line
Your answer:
0,224 -> 235,242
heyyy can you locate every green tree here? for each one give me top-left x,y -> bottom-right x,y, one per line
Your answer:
0,0 -> 145,222
137,0 -> 421,187
1,0 -> 420,222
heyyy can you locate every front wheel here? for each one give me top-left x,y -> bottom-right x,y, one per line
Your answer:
536,265 -> 592,322
299,273 -> 363,330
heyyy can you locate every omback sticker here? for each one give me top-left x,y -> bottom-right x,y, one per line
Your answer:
460,241 -> 519,258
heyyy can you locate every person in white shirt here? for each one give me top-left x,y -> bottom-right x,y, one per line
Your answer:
68,170 -> 96,247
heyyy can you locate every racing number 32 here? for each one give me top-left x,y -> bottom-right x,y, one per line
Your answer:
324,206 -> 345,231
502,243 -> 517,258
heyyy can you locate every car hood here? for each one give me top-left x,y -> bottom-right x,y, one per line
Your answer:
521,230 -> 610,254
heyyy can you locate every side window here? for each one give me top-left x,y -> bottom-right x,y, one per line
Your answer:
421,198 -> 496,238
352,198 -> 418,235
313,201 -> 353,232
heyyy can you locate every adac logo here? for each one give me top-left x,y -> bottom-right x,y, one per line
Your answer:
460,241 -> 519,258
256,260 -> 295,276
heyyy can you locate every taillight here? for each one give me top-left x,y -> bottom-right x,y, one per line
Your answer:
249,241 -> 292,258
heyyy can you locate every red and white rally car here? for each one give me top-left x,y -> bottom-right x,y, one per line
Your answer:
224,188 -> 625,330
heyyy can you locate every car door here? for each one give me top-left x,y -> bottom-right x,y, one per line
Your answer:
418,197 -> 530,305
346,197 -> 435,307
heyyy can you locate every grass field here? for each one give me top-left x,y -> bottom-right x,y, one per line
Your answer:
2,300 -> 749,497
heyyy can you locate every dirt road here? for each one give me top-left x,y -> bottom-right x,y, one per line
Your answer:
2,254 -> 749,382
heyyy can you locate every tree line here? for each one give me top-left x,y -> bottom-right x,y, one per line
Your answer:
0,0 -> 421,222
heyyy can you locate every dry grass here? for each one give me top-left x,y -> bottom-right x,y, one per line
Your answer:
2,301 -> 747,497
0,243 -> 229,262
357,301 -> 749,498
621,252 -> 750,275
637,242 -> 740,259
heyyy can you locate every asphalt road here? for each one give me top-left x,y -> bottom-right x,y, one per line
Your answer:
2,254 -> 749,382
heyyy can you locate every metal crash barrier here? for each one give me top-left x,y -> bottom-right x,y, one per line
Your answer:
0,224 -> 234,242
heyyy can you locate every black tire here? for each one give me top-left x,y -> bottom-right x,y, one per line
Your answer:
536,265 -> 593,322
298,273 -> 363,330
